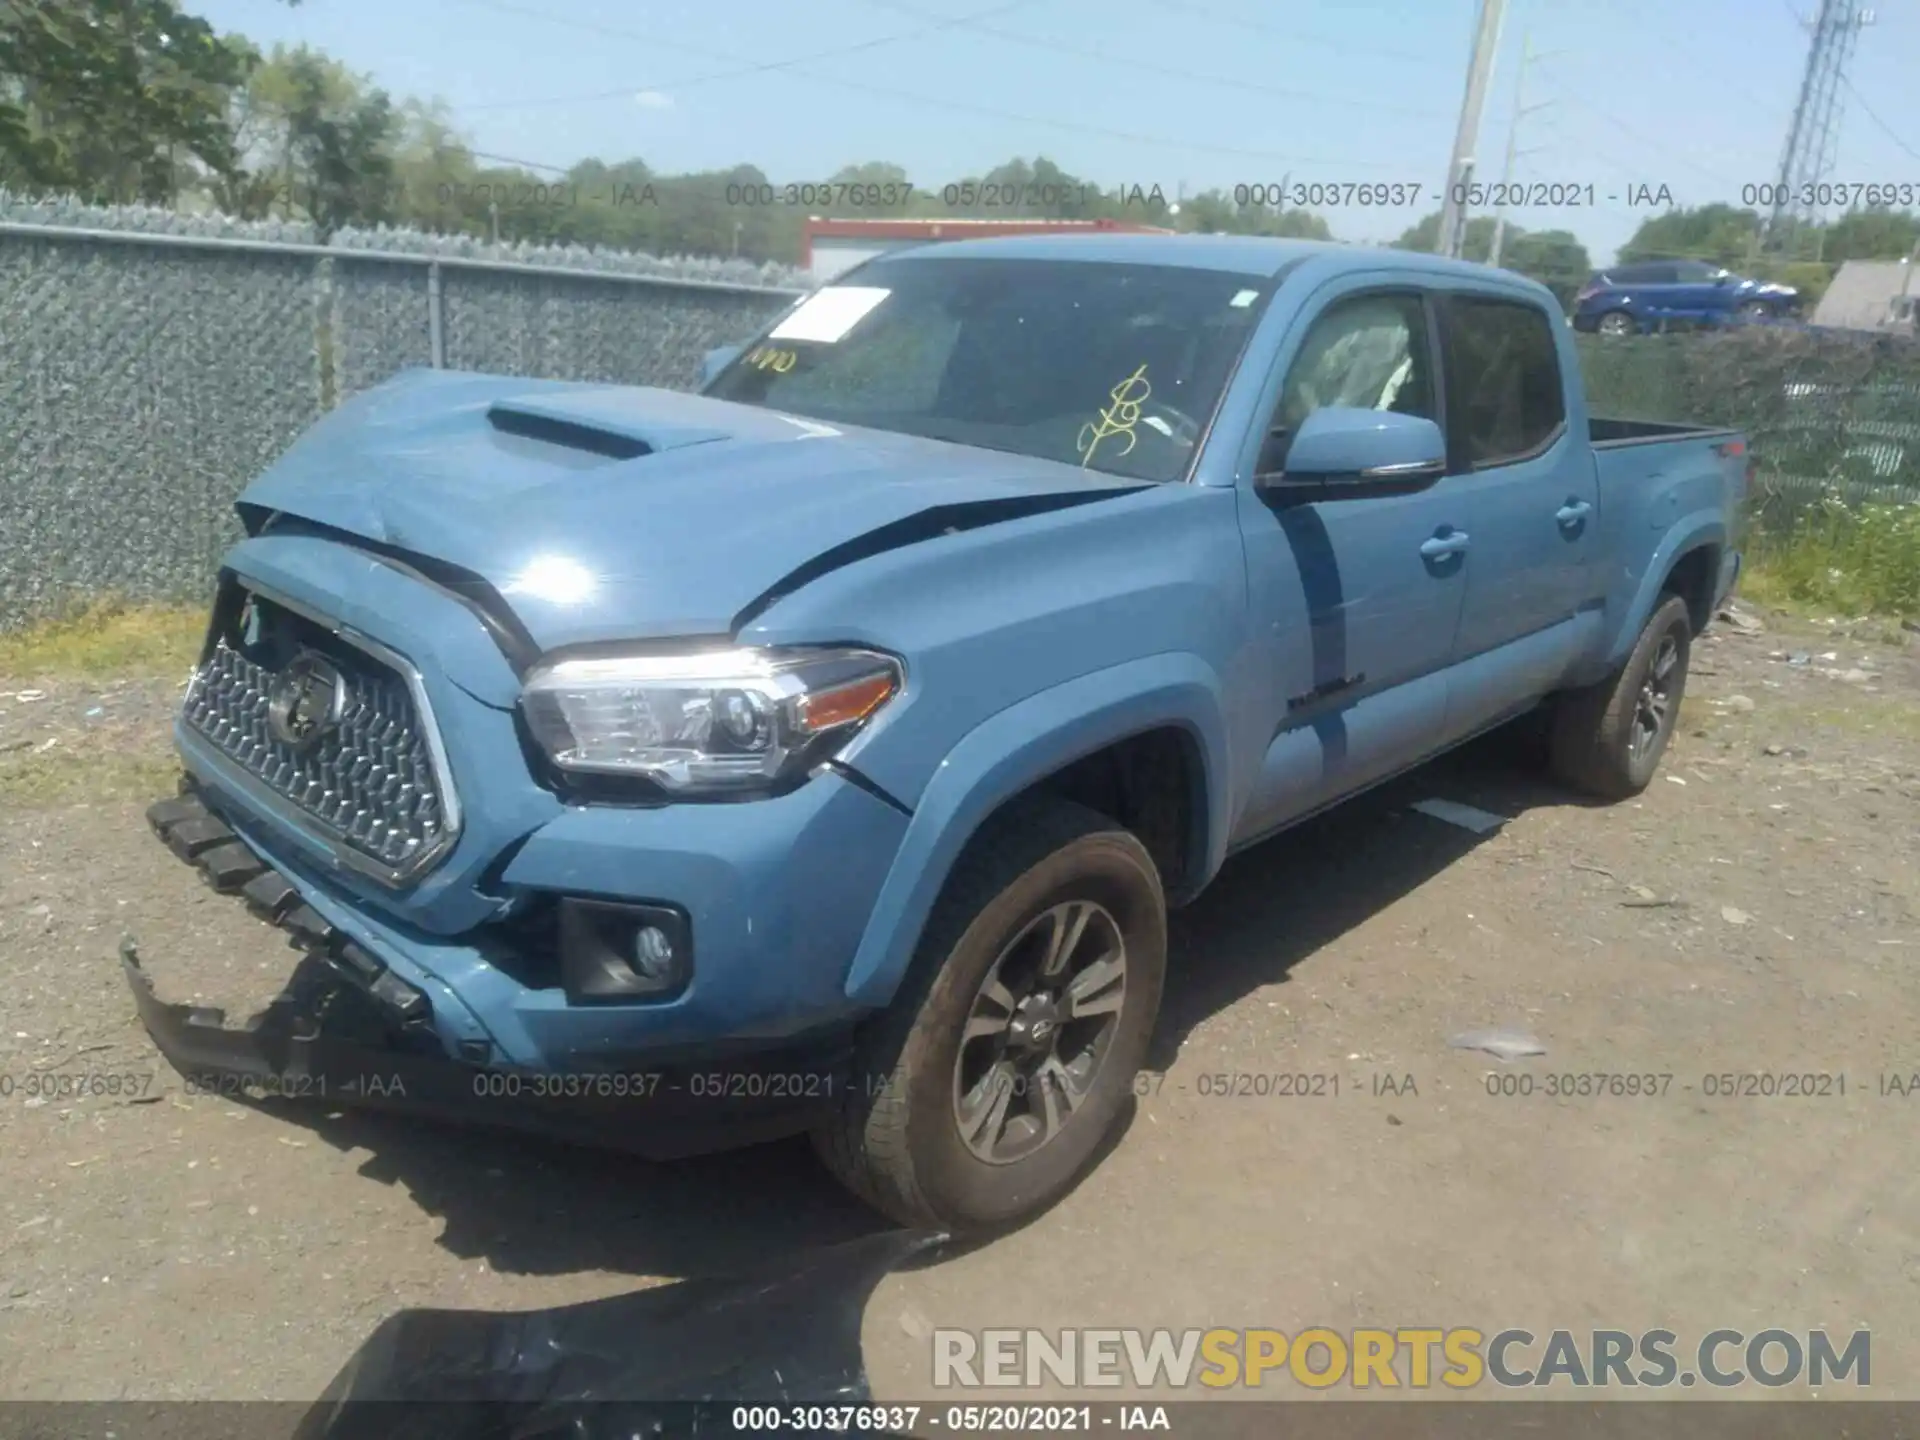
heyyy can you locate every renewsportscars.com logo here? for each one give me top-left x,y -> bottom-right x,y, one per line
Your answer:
932,1328 -> 1872,1390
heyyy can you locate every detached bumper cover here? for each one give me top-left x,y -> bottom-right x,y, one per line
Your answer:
127,787 -> 852,1159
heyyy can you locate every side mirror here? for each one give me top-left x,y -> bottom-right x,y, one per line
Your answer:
1714,273 -> 1733,287
1255,407 -> 1447,502
700,344 -> 744,388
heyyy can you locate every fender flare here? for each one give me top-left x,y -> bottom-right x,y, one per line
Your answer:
1601,513 -> 1725,670
841,653 -> 1232,1008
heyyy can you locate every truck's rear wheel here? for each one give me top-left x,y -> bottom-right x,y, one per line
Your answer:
813,796 -> 1165,1230
1549,593 -> 1692,799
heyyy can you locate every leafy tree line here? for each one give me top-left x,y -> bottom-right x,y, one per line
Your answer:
5,0 -> 1918,314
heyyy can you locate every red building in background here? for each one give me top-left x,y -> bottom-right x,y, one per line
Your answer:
802,216 -> 1175,281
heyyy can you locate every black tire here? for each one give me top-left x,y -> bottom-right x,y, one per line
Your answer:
1549,593 -> 1693,799
812,796 -> 1166,1230
1596,310 -> 1636,337
1740,301 -> 1772,322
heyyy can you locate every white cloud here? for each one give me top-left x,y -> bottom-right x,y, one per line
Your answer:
633,91 -> 675,110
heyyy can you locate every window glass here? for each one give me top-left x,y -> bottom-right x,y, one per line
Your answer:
1273,292 -> 1436,440
706,257 -> 1269,483
1444,296 -> 1566,467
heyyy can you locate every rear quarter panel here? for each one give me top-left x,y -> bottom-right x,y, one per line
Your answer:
1583,435 -> 1742,682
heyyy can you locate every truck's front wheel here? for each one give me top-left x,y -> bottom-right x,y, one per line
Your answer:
813,796 -> 1166,1231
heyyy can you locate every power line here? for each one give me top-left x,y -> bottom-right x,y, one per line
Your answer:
453,0 -> 1040,114
1152,0 -> 1435,65
1594,0 -> 1789,125
465,149 -> 575,176
447,0 -> 1413,170
858,0 -> 1447,120
1557,96 -> 1733,188
1838,73 -> 1920,163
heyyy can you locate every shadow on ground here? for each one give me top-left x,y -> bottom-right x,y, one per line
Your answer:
247,721 -> 1598,1284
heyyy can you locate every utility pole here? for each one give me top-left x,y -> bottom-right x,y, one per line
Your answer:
1437,0 -> 1509,259
1488,32 -> 1557,267
1763,0 -> 1874,259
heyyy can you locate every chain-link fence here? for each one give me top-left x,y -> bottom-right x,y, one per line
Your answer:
1574,328 -> 1920,528
0,214 -> 803,627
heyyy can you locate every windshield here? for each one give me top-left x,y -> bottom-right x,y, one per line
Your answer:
704,257 -> 1271,483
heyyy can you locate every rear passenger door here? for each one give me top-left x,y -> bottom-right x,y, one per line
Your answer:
1436,290 -> 1601,738
1668,261 -> 1728,323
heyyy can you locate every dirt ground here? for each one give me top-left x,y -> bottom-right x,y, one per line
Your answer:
1,606 -> 1917,1405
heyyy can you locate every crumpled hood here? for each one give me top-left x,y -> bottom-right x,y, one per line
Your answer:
242,368 -> 1146,651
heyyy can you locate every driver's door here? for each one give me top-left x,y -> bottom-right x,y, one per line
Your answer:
1232,283 -> 1471,842
1667,261 -> 1727,324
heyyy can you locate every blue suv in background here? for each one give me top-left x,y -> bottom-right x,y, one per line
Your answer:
1573,260 -> 1802,336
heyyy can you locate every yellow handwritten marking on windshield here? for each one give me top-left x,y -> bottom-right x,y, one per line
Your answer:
746,345 -> 798,373
1077,363 -> 1151,468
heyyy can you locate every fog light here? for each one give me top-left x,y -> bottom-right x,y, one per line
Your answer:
631,924 -> 677,982
558,899 -> 692,1003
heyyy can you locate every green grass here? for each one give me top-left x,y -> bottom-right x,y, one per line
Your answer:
0,749 -> 180,809
1745,499 -> 1920,621
0,599 -> 207,680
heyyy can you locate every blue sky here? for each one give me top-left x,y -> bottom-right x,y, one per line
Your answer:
196,0 -> 1920,265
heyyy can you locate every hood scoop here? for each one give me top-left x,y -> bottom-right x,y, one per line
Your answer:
485,396 -> 732,465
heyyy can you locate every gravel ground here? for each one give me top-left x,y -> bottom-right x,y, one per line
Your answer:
1,606 -> 1917,1404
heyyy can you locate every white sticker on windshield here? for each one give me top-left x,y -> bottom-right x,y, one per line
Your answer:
1230,289 -> 1260,308
770,286 -> 892,343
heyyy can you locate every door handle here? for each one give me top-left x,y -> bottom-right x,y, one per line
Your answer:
1556,499 -> 1593,526
1419,531 -> 1471,559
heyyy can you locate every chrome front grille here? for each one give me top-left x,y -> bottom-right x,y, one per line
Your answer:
181,587 -> 458,884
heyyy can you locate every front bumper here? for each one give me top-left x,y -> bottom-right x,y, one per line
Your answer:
127,787 -> 857,1158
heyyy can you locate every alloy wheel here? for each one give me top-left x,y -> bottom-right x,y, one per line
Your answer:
1631,632 -> 1681,763
951,899 -> 1128,1166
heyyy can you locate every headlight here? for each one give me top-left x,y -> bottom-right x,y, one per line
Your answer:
520,646 -> 902,794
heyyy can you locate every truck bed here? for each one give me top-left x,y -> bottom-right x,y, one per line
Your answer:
1589,419 -> 1751,619
1589,416 -> 1740,449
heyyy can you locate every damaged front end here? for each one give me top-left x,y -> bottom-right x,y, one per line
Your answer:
127,782 -> 849,1155
126,785 -> 445,1108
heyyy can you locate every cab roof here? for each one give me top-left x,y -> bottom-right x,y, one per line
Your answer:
885,231 -> 1518,284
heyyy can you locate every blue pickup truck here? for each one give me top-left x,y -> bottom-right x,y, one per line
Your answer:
1572,259 -> 1802,335
128,236 -> 1747,1230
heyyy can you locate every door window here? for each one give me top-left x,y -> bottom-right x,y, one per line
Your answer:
1268,292 -> 1437,468
1443,296 -> 1567,468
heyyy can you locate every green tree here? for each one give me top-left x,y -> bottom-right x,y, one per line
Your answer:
1503,228 -> 1592,308
1178,188 -> 1331,240
0,0 -> 258,202
217,44 -> 398,236
1391,212 -> 1590,307
1617,203 -> 1763,268
380,98 -> 482,233
1823,207 -> 1920,263
1392,210 -> 1499,259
